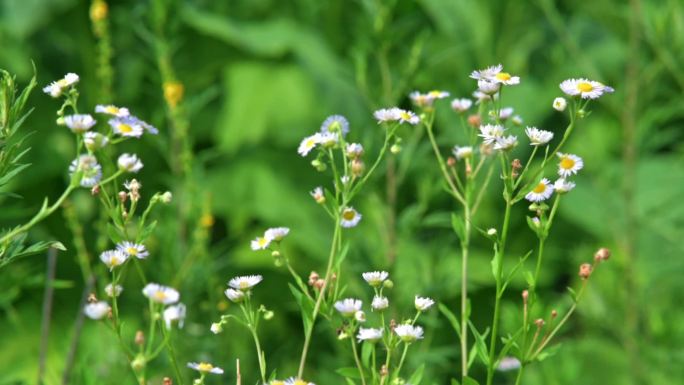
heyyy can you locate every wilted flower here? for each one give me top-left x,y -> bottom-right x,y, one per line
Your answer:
525,127 -> 554,146
340,207 -> 362,228
334,298 -> 362,317
452,146 -> 473,160
69,154 -> 102,187
553,97 -> 567,112
525,178 -> 554,202
84,301 -> 110,320
228,275 -> 263,291
43,73 -> 79,98
557,153 -> 584,177
362,271 -> 389,287
99,249 -> 128,270
560,78 -> 611,99
84,132 -> 109,151
95,104 -> 130,117
310,186 -> 325,204
105,283 -> 123,297
554,178 -> 576,193
117,241 -> 149,259
142,283 -> 180,305
357,327 -> 383,342
415,296 -> 435,311
117,153 -> 143,173
225,288 -> 245,303
64,114 -> 96,134
164,303 -> 186,329
493,135 -> 518,151
187,362 -> 224,374
320,115 -> 349,137
298,133 -> 322,156
394,324 -> 424,342
451,98 -> 473,113
265,227 -> 290,242
372,295 -> 389,311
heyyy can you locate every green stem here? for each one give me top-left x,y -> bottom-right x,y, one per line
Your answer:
394,344 -> 410,380
350,337 -> 367,385
424,116 -> 465,204
460,192 -> 472,378
514,364 -> 525,385
159,323 -> 184,385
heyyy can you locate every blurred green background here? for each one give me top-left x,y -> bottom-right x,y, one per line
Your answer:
1,0 -> 683,384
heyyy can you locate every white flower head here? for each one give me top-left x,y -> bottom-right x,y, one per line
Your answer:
553,97 -> 567,112
357,327 -> 383,342
117,153 -> 143,173
362,271 -> 389,287
493,135 -> 518,151
415,296 -> 435,311
394,324 -> 424,342
210,322 -> 223,334
554,178 -> 576,194
99,249 -> 128,270
452,145 -> 473,160
229,275 -> 263,291
334,298 -> 363,317
251,236 -> 271,250
373,108 -> 401,123
320,115 -> 350,137
142,283 -> 180,305
225,288 -> 245,303
187,362 -> 224,375
95,104 -> 130,117
285,378 -> 315,385
340,207 -> 362,228
346,143 -> 364,159
498,107 -> 514,120
525,178 -> 554,202
298,133 -> 322,157
477,79 -> 501,95
372,295 -> 389,311
451,98 -> 473,113
557,153 -> 584,177
164,303 -> 186,329
84,301 -> 110,320
69,154 -> 102,187
478,124 -> 505,145
310,186 -> 325,204
109,116 -> 144,138
105,283 -> 123,297
470,64 -> 503,80
64,114 -> 96,134
116,241 -> 149,259
84,132 -> 109,151
265,227 -> 290,242
355,310 -> 366,322
497,357 -> 522,372
559,78 -> 609,99
397,109 -> 420,125
473,90 -> 498,104
525,127 -> 554,146
43,73 -> 79,98
318,132 -> 339,148
410,90 -> 449,108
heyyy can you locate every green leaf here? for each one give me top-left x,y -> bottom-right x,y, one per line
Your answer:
408,363 -> 425,385
463,376 -> 480,385
361,341 -> 373,367
438,302 -> 462,339
451,213 -> 465,242
336,367 -> 361,379
137,220 -> 158,243
467,320 -> 490,367
288,283 -> 314,333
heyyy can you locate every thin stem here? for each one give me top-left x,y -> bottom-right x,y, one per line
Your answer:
424,117 -> 466,205
350,337 -> 367,385
460,196 -> 471,378
159,323 -> 184,385
514,365 -> 525,385
394,344 -> 410,380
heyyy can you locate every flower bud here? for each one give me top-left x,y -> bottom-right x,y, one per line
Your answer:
467,114 -> 481,127
135,330 -> 145,346
577,109 -> 586,119
447,157 -> 456,167
56,117 -> 65,126
210,322 -> 223,334
118,191 -> 128,203
522,290 -> 529,302
382,279 -> 394,289
594,247 -> 611,262
131,355 -> 146,371
351,159 -> 365,177
551,309 -> 558,319
355,310 -> 366,322
263,310 -> 274,320
161,191 -> 173,204
578,263 -> 592,279
163,377 -> 173,385
90,185 -> 100,196
534,318 -> 545,328
553,97 -> 567,112
487,228 -> 497,236
311,159 -> 326,172
390,143 -> 402,154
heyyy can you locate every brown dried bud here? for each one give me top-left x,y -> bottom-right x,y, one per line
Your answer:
87,293 -> 97,303
313,279 -> 325,290
135,330 -> 145,346
163,377 -> 172,385
308,271 -> 319,286
522,290 -> 529,302
551,310 -> 558,319
594,247 -> 611,262
118,191 -> 128,203
380,364 -> 389,377
447,157 -> 456,167
511,159 -> 522,170
578,263 -> 593,280
389,319 -> 397,332
351,159 -> 365,177
90,185 -> 100,196
534,318 -> 545,328
467,114 -> 481,128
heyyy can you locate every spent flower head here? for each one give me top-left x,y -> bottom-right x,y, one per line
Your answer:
105,283 -> 123,297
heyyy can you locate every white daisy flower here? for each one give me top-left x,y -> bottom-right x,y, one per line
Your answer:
394,324 -> 424,342
95,104 -> 130,117
525,178 -> 554,202
415,296 -> 435,311
373,108 -> 401,123
142,283 -> 180,305
99,249 -> 128,270
69,154 -> 102,187
228,275 -> 263,291
478,124 -> 505,145
410,92 -> 434,108
320,115 -> 349,137
473,90 -> 498,104
105,283 -> 123,297
318,132 -> 338,148
43,73 -> 79,98
298,133 -> 322,157
64,114 -> 96,134
452,145 -> 473,160
109,116 -> 144,138
285,378 -> 315,385
525,127 -> 554,146
362,271 -> 388,287
116,241 -> 149,259
427,90 -> 450,99
164,303 -> 186,329
372,295 -> 389,311
84,301 -> 110,320
187,362 -> 224,375
451,98 -> 473,113
265,227 -> 290,242
497,357 -> 522,372
559,78 -> 609,99
557,153 -> 584,177
357,327 -> 383,342
346,143 -> 364,159
251,236 -> 271,250
225,288 -> 245,303
470,64 -> 503,80
84,132 -> 109,151
553,97 -> 567,112
340,207 -> 362,228
477,79 -> 501,95
117,153 -> 143,173
397,109 -> 420,125
334,298 -> 362,317
310,186 -> 325,204
138,118 -> 158,135
554,178 -> 576,194
493,135 -> 518,151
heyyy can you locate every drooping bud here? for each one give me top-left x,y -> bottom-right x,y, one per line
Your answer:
578,263 -> 592,280
551,310 -> 558,319
118,191 -> 128,203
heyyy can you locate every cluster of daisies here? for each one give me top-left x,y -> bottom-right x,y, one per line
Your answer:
524,153 -> 582,202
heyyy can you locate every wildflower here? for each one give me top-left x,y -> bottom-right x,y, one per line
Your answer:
470,64 -> 503,80
362,271 -> 389,287
477,79 -> 501,95
493,135 -> 518,151
410,91 -> 449,108
187,362 -> 224,375
69,154 -> 102,187
372,295 -> 389,311
355,310 -> 366,322
138,118 -> 159,135
105,283 -> 123,297
210,322 -> 223,334
560,78 -> 610,99
285,378 -> 315,385
251,236 -> 271,250
334,298 -> 363,317
394,324 -> 424,342
511,115 -> 523,126
473,90 -> 498,104
164,303 -> 186,329
578,263 -> 592,280
452,146 -> 473,160
117,241 -> 149,259
497,107 -> 514,120
357,327 -> 383,342
109,116 -> 144,138
554,178 -> 576,194
84,132 -> 109,151
117,153 -> 143,173
497,357 -> 521,372
553,97 -> 567,111
265,227 -> 290,242
478,124 -> 505,145
451,98 -> 473,113
594,247 -> 611,262
525,127 -> 554,146
373,108 -> 400,123
557,153 -> 584,177
228,275 -> 263,291
43,73 -> 79,98
427,90 -> 450,99
95,104 -> 130,117
340,207 -> 362,228
84,301 -> 110,320
346,143 -> 364,159
64,114 -> 96,134
99,249 -> 128,270
397,109 -> 420,125
225,288 -> 245,303
142,283 -> 180,305
525,178 -> 554,202
320,115 -> 350,137
310,186 -> 325,204
318,132 -> 338,147
160,191 -> 173,203
298,133 -> 322,156
415,296 -> 435,311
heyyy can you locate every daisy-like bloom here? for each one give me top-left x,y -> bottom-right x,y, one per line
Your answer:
64,114 -> 96,134
357,327 -> 383,342
117,153 -> 143,173
525,127 -> 554,146
320,115 -> 349,137
451,98 -> 473,113
84,301 -> 110,320
265,227 -> 290,242
298,133 -> 322,157
559,78 -> 609,99
99,249 -> 128,270
470,64 -> 503,80
138,118 -> 159,135
415,296 -> 435,311
251,236 -> 271,250
164,303 -> 186,329
394,324 -> 424,343
410,90 -> 450,108
493,135 -> 518,151
477,79 -> 501,95
334,298 -> 363,317
498,107 -> 514,120
372,295 -> 389,311
142,283 -> 180,305
109,116 -> 144,138
268,381 -> 286,385
427,90 -> 450,99
346,143 -> 364,159
525,178 -> 554,202
84,132 -> 109,151
553,97 -> 567,112
557,153 -> 584,177
187,362 -> 224,375
95,104 -> 130,117
225,288 -> 245,303
43,73 -> 79,98
310,186 -> 325,204
105,283 -> 123,297
116,241 -> 149,259
340,207 -> 362,228
285,377 -> 316,385
228,275 -> 263,291
478,124 -> 505,144
397,109 -> 420,125
373,108 -> 401,123
69,154 -> 102,187
554,178 -> 576,194
362,271 -> 389,287
496,357 -> 522,372
452,145 -> 473,160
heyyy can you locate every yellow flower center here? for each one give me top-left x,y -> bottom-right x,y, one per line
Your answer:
154,291 -> 167,301
119,123 -> 133,133
271,382 -> 285,385
257,237 -> 268,247
532,182 -> 547,194
342,209 -> 356,221
110,256 -> 121,266
305,138 -> 316,148
428,90 -> 442,98
399,111 -> 412,121
126,247 -> 138,256
496,72 -> 512,81
239,281 -> 250,289
197,362 -> 214,372
560,157 -> 575,170
577,82 -> 593,92
294,380 -> 308,385
105,106 -> 119,114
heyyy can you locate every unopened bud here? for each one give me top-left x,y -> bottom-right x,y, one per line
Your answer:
551,310 -> 558,319
467,114 -> 481,127
390,143 -> 402,154
383,279 -> 394,289
579,263 -> 592,279
311,159 -> 326,172
210,322 -> 223,334
131,355 -> 146,371
534,318 -> 545,328
163,377 -> 173,385
594,247 -> 611,262
355,310 -> 366,322
380,364 -> 389,377
465,162 -> 472,177
389,319 -> 397,331
314,279 -> 325,290
56,117 -> 66,126
351,159 -> 365,177
135,330 -> 145,346
263,310 -> 274,320
487,228 -> 497,236
90,185 -> 100,196
118,191 -> 128,203
522,290 -> 529,302
447,157 -> 456,167
577,109 -> 586,119
512,159 -> 522,170
308,271 -> 319,286
161,191 -> 173,204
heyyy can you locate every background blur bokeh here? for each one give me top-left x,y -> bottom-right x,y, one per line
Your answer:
1,0 -> 683,384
